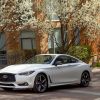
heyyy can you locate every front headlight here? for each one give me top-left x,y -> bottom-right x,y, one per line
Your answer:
18,71 -> 35,76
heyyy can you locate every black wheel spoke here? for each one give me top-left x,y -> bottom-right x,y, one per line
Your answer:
42,79 -> 46,84
39,75 -> 42,82
36,82 -> 41,85
41,84 -> 45,88
38,85 -> 42,92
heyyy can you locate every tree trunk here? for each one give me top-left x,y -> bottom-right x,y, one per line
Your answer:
60,21 -> 66,53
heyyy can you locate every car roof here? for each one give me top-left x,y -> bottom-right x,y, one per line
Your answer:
37,54 -> 71,57
37,54 -> 65,56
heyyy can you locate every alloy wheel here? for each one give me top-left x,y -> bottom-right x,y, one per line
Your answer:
33,73 -> 48,93
80,71 -> 90,87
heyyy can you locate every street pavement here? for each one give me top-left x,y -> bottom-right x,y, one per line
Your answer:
0,68 -> 100,100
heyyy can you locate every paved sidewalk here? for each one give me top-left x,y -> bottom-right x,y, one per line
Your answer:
92,68 -> 100,73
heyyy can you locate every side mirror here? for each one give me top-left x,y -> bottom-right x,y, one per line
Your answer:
55,61 -> 62,66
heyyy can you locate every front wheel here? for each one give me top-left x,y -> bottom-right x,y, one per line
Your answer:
33,73 -> 48,93
80,71 -> 90,87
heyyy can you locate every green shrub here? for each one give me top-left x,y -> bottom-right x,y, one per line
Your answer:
95,62 -> 100,67
67,45 -> 91,62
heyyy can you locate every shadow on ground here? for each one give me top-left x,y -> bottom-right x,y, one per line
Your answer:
0,84 -> 86,94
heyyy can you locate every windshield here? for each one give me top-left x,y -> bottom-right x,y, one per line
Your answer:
25,55 -> 55,64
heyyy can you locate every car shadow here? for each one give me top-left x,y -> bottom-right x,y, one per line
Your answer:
47,84 -> 81,92
0,84 -> 85,94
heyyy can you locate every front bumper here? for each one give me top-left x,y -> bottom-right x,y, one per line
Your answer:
0,74 -> 36,89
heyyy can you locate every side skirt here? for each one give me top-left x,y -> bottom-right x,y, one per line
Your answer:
48,80 -> 80,88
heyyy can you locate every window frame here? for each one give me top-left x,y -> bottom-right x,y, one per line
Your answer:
20,30 -> 36,50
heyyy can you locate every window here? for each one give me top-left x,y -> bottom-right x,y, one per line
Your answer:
25,55 -> 55,64
20,31 -> 36,50
48,28 -> 61,53
51,13 -> 59,21
0,33 -> 7,65
0,51 -> 7,65
0,33 -> 6,50
54,55 -> 78,65
66,56 -> 79,63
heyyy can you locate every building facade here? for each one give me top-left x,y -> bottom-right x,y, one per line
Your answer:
0,0 -> 99,65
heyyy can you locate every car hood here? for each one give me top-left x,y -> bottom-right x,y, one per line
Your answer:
0,64 -> 51,74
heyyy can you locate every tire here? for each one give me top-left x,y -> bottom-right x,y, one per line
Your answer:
2,88 -> 13,91
33,73 -> 48,93
80,71 -> 90,87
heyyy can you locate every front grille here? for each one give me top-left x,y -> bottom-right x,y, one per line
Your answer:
0,73 -> 16,82
0,83 -> 15,86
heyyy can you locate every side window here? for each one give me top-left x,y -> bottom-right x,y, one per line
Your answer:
67,56 -> 78,63
54,56 -> 64,65
54,56 -> 78,65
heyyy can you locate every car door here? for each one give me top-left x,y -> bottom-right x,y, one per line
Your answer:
51,55 -> 81,84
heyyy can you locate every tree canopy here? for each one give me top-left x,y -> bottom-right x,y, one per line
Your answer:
0,0 -> 35,31
0,0 -> 100,52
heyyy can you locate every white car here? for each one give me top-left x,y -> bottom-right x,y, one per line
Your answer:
0,54 -> 92,93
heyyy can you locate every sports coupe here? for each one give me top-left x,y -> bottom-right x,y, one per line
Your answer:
0,54 -> 92,93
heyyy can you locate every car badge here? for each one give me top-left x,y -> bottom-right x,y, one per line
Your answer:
3,75 -> 8,79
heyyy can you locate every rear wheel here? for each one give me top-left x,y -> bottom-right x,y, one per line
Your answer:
33,73 -> 48,93
80,71 -> 90,87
